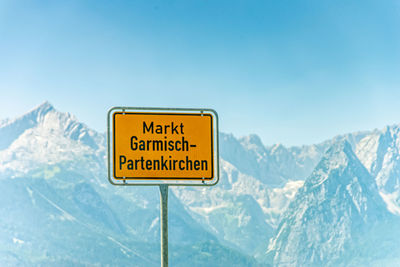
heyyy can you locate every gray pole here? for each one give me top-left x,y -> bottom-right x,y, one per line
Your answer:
159,184 -> 168,267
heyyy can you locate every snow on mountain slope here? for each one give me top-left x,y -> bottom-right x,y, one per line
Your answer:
220,133 -> 324,188
354,125 -> 400,215
219,129 -> 370,189
173,159 -> 274,255
266,141 -> 400,266
221,124 -> 400,217
0,102 -> 106,179
264,180 -> 304,228
0,101 -> 54,150
172,160 -> 303,256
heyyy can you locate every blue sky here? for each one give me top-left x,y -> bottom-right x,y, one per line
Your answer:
1,0 -> 399,146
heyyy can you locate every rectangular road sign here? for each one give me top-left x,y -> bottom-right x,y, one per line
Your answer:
107,107 -> 219,186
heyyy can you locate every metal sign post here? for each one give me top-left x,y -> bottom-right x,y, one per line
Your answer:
159,184 -> 168,267
107,107 -> 219,266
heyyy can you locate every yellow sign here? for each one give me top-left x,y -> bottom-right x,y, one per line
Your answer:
108,108 -> 218,184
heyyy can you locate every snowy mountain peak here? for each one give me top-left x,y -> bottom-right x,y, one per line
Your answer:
324,139 -> 354,161
270,143 -> 287,154
0,101 -> 55,132
240,134 -> 264,147
32,101 -> 55,116
0,102 -> 105,178
266,139 -> 393,266
16,101 -> 56,127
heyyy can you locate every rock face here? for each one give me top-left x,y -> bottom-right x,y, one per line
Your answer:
355,125 -> 400,215
267,141 -> 400,266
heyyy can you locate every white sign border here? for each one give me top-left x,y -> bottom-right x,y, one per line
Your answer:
107,106 -> 219,186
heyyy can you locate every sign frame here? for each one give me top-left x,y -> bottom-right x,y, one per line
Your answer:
107,106 -> 219,186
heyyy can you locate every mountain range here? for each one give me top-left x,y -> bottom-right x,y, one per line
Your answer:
0,102 -> 399,266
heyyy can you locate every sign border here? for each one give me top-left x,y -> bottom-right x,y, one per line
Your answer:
107,107 -> 219,186
113,112 -> 214,180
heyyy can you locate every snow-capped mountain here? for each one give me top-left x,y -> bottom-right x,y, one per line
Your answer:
0,102 -> 105,180
1,102 -> 400,266
266,141 -> 400,266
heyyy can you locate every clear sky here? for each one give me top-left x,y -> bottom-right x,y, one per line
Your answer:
1,0 -> 399,146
